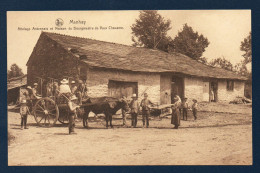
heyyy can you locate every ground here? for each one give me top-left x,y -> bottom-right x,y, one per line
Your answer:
8,102 -> 252,165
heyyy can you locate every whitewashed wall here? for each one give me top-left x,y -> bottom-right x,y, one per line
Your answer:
87,68 -> 161,104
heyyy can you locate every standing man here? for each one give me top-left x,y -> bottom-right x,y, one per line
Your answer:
140,93 -> 154,128
192,99 -> 198,120
182,97 -> 189,120
121,95 -> 128,126
76,80 -> 87,105
67,95 -> 80,134
129,94 -> 139,128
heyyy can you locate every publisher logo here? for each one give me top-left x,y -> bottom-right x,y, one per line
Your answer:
55,18 -> 64,27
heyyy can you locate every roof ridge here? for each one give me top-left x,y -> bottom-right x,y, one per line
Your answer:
42,31 -> 170,53
40,32 -> 246,80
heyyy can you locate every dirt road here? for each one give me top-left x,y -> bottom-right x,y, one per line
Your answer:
8,103 -> 252,165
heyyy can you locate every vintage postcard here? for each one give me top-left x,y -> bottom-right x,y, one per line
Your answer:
7,10 -> 252,165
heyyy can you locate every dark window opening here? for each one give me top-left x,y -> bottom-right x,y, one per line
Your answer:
227,80 -> 234,91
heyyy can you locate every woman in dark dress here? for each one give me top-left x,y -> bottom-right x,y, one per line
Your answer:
171,95 -> 181,129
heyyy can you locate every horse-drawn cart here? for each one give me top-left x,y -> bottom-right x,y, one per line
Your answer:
32,96 -> 72,127
27,77 -> 88,127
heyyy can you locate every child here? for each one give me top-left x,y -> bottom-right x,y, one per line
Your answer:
67,95 -> 80,134
20,99 -> 30,130
182,97 -> 188,121
192,99 -> 198,120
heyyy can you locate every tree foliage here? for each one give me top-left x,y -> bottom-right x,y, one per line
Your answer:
233,32 -> 252,79
7,63 -> 24,79
131,10 -> 172,52
234,62 -> 249,76
240,32 -> 252,64
209,57 -> 234,71
171,24 -> 210,61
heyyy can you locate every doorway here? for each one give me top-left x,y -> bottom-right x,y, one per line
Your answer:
210,81 -> 218,102
171,76 -> 184,103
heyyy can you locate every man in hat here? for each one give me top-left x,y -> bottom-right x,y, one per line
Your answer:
32,83 -> 41,99
75,80 -> 87,105
20,99 -> 30,130
67,95 -> 80,134
192,99 -> 198,120
182,97 -> 189,121
59,79 -> 71,94
129,93 -> 139,128
121,95 -> 128,126
129,94 -> 139,128
140,93 -> 154,128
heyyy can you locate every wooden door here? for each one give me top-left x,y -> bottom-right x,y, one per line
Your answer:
203,81 -> 210,102
210,81 -> 218,102
171,76 -> 184,103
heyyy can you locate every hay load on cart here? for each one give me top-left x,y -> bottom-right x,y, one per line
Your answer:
23,77 -> 88,127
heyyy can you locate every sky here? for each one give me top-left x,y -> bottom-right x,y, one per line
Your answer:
7,10 -> 251,73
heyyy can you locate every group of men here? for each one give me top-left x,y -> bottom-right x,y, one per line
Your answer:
55,78 -> 87,134
121,93 -> 198,129
121,93 -> 155,128
58,78 -> 87,105
20,78 -> 198,132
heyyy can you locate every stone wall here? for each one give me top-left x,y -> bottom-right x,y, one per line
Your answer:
86,68 -> 161,104
184,77 -> 245,103
218,80 -> 245,102
27,33 -> 79,86
184,77 -> 204,102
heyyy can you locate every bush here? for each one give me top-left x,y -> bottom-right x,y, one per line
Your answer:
8,132 -> 15,146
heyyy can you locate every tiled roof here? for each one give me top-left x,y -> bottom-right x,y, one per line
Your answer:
8,75 -> 27,90
41,32 -> 246,80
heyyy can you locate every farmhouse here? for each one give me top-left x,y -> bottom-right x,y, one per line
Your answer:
8,75 -> 27,104
26,32 -> 247,104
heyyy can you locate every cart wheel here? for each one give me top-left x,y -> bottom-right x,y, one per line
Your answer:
58,108 -> 69,124
33,97 -> 59,127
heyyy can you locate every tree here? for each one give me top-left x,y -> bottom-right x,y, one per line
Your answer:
131,10 -> 172,52
232,32 -> 252,78
240,32 -> 251,64
209,57 -> 234,71
171,23 -> 210,61
7,63 -> 24,79
234,61 -> 249,76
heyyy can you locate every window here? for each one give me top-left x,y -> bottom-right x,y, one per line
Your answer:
227,80 -> 234,91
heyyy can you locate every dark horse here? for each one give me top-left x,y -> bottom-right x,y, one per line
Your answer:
82,97 -> 126,128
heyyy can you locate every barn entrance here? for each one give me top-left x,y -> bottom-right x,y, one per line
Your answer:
171,76 -> 184,103
108,80 -> 138,99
